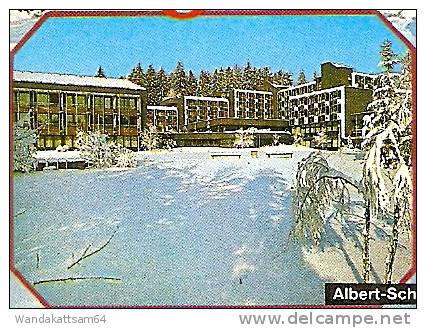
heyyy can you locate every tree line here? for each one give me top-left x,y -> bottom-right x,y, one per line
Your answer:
96,63 -> 310,106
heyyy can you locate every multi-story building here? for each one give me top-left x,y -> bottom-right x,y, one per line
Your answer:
278,62 -> 374,149
184,96 -> 230,125
12,70 -> 147,149
147,106 -> 178,132
231,89 -> 273,119
13,61 -> 382,150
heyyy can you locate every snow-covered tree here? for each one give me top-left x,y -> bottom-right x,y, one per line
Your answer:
186,70 -> 198,96
312,131 -> 328,149
379,40 -> 399,74
169,61 -> 187,97
273,70 -> 293,86
95,66 -> 106,78
292,152 -> 359,245
242,62 -> 256,90
361,46 -> 413,283
234,128 -> 256,148
296,70 -> 307,85
272,133 -> 280,146
292,43 -> 413,283
156,67 -> 170,100
76,131 -> 137,168
128,63 -> 145,86
13,119 -> 38,172
145,65 -> 162,105
198,70 -> 213,96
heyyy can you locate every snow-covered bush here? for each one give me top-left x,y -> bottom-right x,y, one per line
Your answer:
272,133 -> 280,146
140,125 -> 177,151
115,147 -> 138,168
292,152 -> 358,245
160,134 -> 177,150
311,132 -> 328,149
76,130 -> 137,168
13,119 -> 38,172
140,125 -> 160,151
234,128 -> 256,148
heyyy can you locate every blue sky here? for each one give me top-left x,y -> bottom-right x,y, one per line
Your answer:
13,15 -> 407,78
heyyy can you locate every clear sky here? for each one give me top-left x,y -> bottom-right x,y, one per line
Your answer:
13,14 -> 407,78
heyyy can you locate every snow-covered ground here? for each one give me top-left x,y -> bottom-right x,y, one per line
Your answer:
12,146 -> 412,306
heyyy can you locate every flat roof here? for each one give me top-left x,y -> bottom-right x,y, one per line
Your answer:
13,70 -> 145,91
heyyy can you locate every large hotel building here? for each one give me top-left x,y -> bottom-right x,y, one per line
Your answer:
12,62 -> 380,150
12,71 -> 147,149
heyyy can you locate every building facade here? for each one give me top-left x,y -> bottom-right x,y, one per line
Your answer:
147,105 -> 178,132
12,71 -> 147,150
13,61 -> 382,150
277,62 -> 375,149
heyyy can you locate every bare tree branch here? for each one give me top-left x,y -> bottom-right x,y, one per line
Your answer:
67,230 -> 117,270
33,276 -> 121,286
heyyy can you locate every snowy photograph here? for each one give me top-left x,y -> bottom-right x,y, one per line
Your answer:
10,10 -> 415,307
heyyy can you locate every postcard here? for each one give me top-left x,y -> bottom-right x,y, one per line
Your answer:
10,9 -> 416,309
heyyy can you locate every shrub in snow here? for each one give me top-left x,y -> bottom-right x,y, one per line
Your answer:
13,119 -> 38,172
140,125 -> 160,151
76,130 -> 137,168
160,134 -> 177,150
234,128 -> 256,148
311,132 -> 328,149
272,133 -> 280,146
140,125 -> 177,151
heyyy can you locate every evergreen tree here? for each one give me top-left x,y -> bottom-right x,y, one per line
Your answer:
273,70 -> 293,86
198,70 -> 213,96
157,67 -> 170,100
258,66 -> 272,89
186,70 -> 198,96
232,65 -> 243,89
128,63 -> 145,86
242,62 -> 256,89
296,70 -> 307,85
95,66 -> 106,78
170,61 -> 187,97
379,40 -> 398,73
145,65 -> 161,105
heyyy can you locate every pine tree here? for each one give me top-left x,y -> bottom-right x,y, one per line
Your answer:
379,40 -> 398,73
232,65 -> 243,89
258,67 -> 272,89
273,70 -> 293,86
95,66 -> 106,78
186,70 -> 198,96
157,67 -> 170,100
197,70 -> 213,96
128,63 -> 145,86
145,65 -> 162,105
296,70 -> 307,85
242,62 -> 256,89
362,48 -> 413,283
170,61 -> 187,97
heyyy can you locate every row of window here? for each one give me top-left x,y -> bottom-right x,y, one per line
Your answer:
13,91 -> 138,111
146,109 -> 178,132
13,112 -> 138,130
37,136 -> 139,150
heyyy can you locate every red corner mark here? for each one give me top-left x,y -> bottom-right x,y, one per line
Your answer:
10,10 -> 416,308
163,10 -> 205,19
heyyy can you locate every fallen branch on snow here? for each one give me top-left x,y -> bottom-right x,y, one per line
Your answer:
33,276 -> 121,286
67,229 -> 118,270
